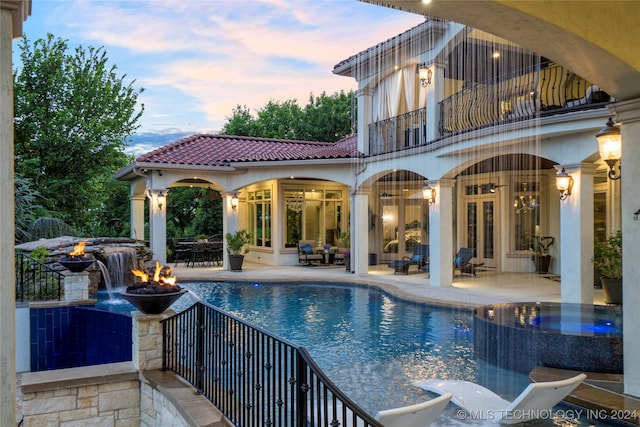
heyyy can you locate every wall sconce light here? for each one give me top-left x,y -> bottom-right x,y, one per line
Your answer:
146,189 -> 166,210
596,117 -> 621,180
231,193 -> 239,210
555,168 -> 573,200
418,64 -> 432,87
156,192 -> 167,209
422,180 -> 436,205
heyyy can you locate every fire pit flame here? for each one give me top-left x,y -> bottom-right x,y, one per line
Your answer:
69,241 -> 87,257
131,260 -> 177,287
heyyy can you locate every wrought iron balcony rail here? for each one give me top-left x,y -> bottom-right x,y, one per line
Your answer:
161,301 -> 382,427
368,61 -> 611,155
368,107 -> 427,155
15,252 -> 63,301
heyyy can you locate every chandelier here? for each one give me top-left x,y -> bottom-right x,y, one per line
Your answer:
514,194 -> 537,213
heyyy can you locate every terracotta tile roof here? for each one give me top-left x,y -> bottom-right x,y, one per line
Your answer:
136,134 -> 359,166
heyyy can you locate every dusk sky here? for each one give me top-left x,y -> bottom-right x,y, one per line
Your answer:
15,1 -> 424,135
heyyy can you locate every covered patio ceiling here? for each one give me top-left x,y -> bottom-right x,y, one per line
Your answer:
361,0 -> 640,100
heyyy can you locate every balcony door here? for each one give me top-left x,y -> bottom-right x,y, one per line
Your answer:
464,197 -> 497,268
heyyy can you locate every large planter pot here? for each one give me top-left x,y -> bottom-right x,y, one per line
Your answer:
229,254 -> 244,272
601,277 -> 622,305
120,289 -> 187,314
532,255 -> 552,274
344,254 -> 351,272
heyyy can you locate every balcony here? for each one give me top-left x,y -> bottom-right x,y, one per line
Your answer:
368,108 -> 427,155
367,61 -> 612,155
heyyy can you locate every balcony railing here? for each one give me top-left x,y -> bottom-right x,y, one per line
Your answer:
368,61 -> 612,155
368,108 -> 427,155
15,252 -> 63,301
161,301 -> 382,427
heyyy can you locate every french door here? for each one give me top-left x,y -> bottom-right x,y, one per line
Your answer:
464,197 -> 497,268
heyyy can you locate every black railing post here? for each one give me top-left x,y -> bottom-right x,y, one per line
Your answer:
295,350 -> 308,427
16,252 -> 24,302
161,317 -> 168,371
195,302 -> 205,393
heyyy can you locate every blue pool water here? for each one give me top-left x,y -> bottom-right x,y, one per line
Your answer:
97,281 -> 608,426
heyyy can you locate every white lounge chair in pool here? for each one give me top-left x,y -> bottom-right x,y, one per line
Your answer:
374,393 -> 452,427
413,373 -> 586,425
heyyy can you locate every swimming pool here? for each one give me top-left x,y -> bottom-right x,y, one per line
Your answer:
97,281 -> 607,426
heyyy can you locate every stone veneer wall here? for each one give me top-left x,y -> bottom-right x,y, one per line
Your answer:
20,362 -> 141,426
19,309 -> 227,427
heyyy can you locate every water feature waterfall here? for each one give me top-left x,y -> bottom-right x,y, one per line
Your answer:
93,247 -> 138,300
105,248 -> 137,288
95,260 -> 114,300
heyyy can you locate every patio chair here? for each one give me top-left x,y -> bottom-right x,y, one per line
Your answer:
454,247 -> 483,276
187,240 -> 209,267
205,239 -> 223,266
388,244 -> 429,275
319,393 -> 452,427
172,238 -> 193,267
374,393 -> 452,427
298,240 -> 323,265
413,373 -> 586,425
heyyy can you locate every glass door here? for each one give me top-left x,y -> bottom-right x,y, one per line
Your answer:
465,197 -> 496,268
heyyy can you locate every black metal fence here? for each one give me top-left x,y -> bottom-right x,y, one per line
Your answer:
161,301 -> 382,427
15,252 -> 63,301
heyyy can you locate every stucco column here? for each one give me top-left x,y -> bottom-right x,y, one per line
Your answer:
222,192 -> 238,271
429,179 -> 455,287
352,188 -> 370,275
356,88 -> 373,155
148,189 -> 167,264
130,193 -> 146,242
556,163 -> 597,304
615,98 -> 640,397
0,3 -> 20,424
424,61 -> 445,142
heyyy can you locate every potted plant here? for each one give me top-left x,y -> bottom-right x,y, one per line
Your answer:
531,236 -> 554,274
339,231 -> 351,272
225,230 -> 252,271
593,230 -> 622,304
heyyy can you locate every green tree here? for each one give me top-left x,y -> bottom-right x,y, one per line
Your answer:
220,91 -> 355,142
166,187 -> 201,237
255,99 -> 304,140
166,187 -> 223,239
189,196 -> 223,238
14,174 -> 44,243
13,34 -> 144,233
220,105 -> 260,137
300,91 -> 355,142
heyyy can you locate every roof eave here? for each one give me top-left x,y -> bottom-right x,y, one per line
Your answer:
229,158 -> 357,168
332,18 -> 449,76
114,161 -> 240,181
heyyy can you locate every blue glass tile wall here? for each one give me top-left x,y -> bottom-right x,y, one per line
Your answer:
30,306 -> 132,371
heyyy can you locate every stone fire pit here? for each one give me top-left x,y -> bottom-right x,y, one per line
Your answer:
59,241 -> 95,272
120,261 -> 186,314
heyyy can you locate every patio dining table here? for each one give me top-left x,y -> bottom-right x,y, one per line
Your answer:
174,239 -> 223,267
